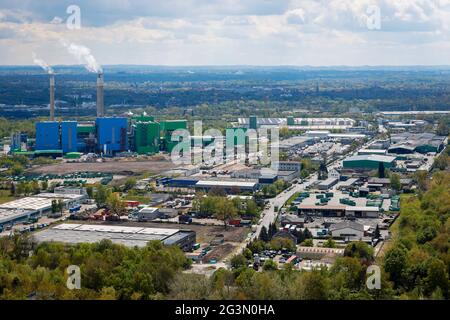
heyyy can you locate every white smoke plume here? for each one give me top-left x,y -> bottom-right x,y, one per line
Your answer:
31,52 -> 54,74
60,40 -> 102,73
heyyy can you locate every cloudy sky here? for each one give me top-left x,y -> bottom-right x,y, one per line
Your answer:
2,0 -> 450,66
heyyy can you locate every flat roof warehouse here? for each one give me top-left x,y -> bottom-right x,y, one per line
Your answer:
34,223 -> 196,251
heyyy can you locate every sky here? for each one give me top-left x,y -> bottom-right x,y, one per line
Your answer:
2,0 -> 450,66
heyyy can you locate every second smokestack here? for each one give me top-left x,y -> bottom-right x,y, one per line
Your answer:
96,72 -> 104,117
49,74 -> 55,121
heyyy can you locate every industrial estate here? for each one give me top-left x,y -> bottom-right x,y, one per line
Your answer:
0,64 -> 448,303
0,0 -> 449,302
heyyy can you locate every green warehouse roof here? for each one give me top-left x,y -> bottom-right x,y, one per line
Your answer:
343,154 -> 396,170
344,154 -> 396,163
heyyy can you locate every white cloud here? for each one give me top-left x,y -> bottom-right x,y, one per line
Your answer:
1,0 -> 450,65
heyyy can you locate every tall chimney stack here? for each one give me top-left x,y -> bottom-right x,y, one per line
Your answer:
96,72 -> 104,117
49,74 -> 55,121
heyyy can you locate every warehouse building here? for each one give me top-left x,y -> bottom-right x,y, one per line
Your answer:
34,223 -> 196,251
318,177 -> 339,190
137,207 -> 161,222
389,133 -> 447,154
343,155 -> 396,170
0,208 -> 35,228
297,204 -> 380,218
194,180 -> 259,193
279,136 -> 316,152
358,149 -> 387,156
239,117 -> 355,129
330,221 -> 364,239
279,161 -> 302,172
0,193 -> 86,216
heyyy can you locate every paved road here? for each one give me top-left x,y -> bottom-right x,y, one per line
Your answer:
225,136 -> 378,260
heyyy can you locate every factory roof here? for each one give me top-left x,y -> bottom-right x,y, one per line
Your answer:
339,178 -> 359,187
344,154 -> 396,163
358,149 -> 387,155
34,193 -> 85,200
329,221 -> 364,232
345,206 -> 379,212
279,136 -> 314,148
379,111 -> 450,115
0,208 -> 32,225
238,117 -> 355,126
34,223 -> 192,248
0,197 -> 58,211
298,204 -> 346,211
0,193 -> 84,211
195,180 -> 258,188
318,177 -> 338,185
329,133 -> 366,139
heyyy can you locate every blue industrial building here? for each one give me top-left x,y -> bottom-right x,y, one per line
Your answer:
95,117 -> 128,155
35,122 -> 60,151
61,121 -> 78,153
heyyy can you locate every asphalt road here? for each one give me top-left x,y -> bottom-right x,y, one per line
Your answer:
245,136 -> 376,247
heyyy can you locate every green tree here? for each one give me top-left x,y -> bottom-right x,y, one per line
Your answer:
40,180 -> 48,191
384,245 -> 408,288
259,226 -> 269,242
424,258 -> 448,297
434,152 -> 448,170
323,238 -> 337,248
301,239 -> 314,247
86,185 -> 94,199
57,199 -> 64,213
262,259 -> 278,271
413,170 -> 428,191
230,254 -> 247,269
94,184 -> 110,208
294,271 -> 330,300
390,173 -> 401,192
269,237 -> 296,252
214,197 -> 237,229
9,164 -> 24,176
123,178 -> 137,191
106,193 -> 127,216
344,241 -> 374,261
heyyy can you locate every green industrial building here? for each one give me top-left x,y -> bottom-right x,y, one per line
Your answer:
249,116 -> 258,129
134,121 -> 160,154
343,155 -> 396,170
226,127 -> 248,146
287,116 -> 295,126
160,120 -> 188,153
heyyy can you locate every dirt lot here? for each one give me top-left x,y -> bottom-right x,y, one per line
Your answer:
202,243 -> 235,262
28,158 -> 175,175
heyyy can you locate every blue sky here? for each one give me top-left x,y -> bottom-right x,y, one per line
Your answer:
2,0 -> 450,66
